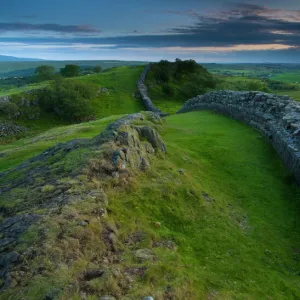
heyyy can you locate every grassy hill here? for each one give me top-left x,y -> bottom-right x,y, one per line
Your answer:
0,66 -> 145,143
0,60 -> 147,77
1,111 -> 300,299
2,63 -> 300,145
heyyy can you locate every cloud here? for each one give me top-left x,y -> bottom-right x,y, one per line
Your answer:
71,3 -> 298,50
0,42 -> 116,51
0,22 -> 100,34
1,3 -> 299,62
122,44 -> 296,53
162,4 -> 300,48
161,9 -> 199,18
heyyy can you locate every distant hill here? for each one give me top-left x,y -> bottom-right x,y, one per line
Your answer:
0,60 -> 147,77
0,55 -> 42,62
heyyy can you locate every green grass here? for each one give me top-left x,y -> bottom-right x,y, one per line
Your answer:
2,111 -> 300,299
145,76 -> 197,114
271,72 -> 300,83
0,82 -> 48,96
276,90 -> 300,101
0,66 -> 145,144
0,115 -> 121,171
0,60 -> 147,77
215,75 -> 300,101
75,65 -> 144,118
107,111 -> 300,298
146,82 -> 183,114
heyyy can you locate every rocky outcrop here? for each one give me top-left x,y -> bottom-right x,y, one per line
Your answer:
0,122 -> 28,138
178,90 -> 300,184
0,96 -> 11,104
0,112 -> 166,291
137,65 -> 168,116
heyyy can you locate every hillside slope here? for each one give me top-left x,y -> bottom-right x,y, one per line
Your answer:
1,111 -> 299,299
0,66 -> 144,143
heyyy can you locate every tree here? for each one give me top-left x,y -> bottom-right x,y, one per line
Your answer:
35,65 -> 55,81
60,64 -> 80,77
94,66 -> 102,73
38,79 -> 98,122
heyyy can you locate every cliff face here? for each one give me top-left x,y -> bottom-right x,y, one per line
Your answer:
178,91 -> 300,183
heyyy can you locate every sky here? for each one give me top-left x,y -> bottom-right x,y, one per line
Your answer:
0,0 -> 300,62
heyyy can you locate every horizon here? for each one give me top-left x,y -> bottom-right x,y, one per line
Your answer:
1,0 -> 300,63
4,55 -> 300,64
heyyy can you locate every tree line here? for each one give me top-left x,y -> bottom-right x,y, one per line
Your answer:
34,64 -> 102,81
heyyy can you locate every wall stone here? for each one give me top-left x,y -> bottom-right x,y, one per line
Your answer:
177,90 -> 300,184
137,65 -> 168,116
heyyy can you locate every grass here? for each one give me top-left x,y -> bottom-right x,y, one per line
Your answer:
76,65 -> 144,118
0,66 -> 145,144
144,76 -> 199,114
0,82 -> 48,96
2,111 -> 300,299
277,90 -> 300,101
105,111 -> 300,298
145,73 -> 272,114
271,72 -> 300,83
0,60 -> 147,77
0,115 -> 121,171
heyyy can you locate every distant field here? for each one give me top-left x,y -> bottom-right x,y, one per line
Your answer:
0,60 -> 147,77
271,72 -> 300,83
205,63 -> 300,82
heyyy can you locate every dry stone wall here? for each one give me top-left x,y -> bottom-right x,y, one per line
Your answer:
178,90 -> 300,184
137,65 -> 168,116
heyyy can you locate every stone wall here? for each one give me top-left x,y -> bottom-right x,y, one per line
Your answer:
137,65 -> 168,116
177,90 -> 300,184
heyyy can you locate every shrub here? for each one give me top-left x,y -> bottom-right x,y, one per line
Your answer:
0,102 -> 20,119
60,65 -> 80,77
162,84 -> 175,97
94,66 -> 102,73
38,79 -> 98,122
150,59 -> 217,99
35,65 -> 56,81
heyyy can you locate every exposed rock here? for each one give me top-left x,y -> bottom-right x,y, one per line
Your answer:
153,240 -> 177,250
134,248 -> 154,261
0,96 -> 11,104
135,126 -> 167,153
0,121 -> 28,138
0,251 -> 20,267
99,296 -> 116,300
0,112 -> 166,291
178,91 -> 300,184
83,269 -> 104,281
44,288 -> 60,300
202,192 -> 215,203
144,297 -> 154,300
100,87 -> 110,94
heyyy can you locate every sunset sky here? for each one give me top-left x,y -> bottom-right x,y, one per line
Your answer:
1,0 -> 300,62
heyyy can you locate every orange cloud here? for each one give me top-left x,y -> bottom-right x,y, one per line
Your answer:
123,44 -> 296,53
